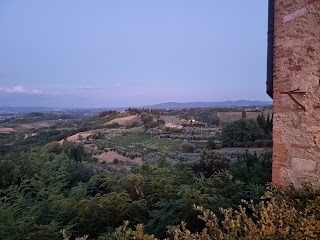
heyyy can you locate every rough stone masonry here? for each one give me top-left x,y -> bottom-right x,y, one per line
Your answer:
271,0 -> 320,187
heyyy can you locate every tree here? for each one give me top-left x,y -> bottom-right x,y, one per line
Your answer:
211,116 -> 221,126
265,113 -> 273,137
78,133 -> 83,142
141,113 -> 153,124
221,119 -> 265,147
256,112 -> 266,130
242,109 -> 247,119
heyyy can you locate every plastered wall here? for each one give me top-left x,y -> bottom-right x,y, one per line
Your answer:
272,0 -> 320,187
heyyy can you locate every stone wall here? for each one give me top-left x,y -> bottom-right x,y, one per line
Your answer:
272,0 -> 320,187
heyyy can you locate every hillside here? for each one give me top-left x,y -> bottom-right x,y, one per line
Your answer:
143,100 -> 272,109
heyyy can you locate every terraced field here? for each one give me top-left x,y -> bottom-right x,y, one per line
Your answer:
103,133 -> 207,152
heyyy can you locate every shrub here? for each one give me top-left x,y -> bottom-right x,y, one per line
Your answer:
230,151 -> 272,185
207,139 -> 216,149
215,143 -> 223,149
244,141 -> 253,148
189,151 -> 230,178
264,139 -> 273,147
113,158 -> 119,164
130,121 -> 139,128
180,142 -> 195,153
129,153 -> 137,160
104,123 -> 120,129
141,113 -> 153,124
253,139 -> 263,147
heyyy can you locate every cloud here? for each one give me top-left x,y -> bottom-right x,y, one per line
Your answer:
0,84 -> 43,94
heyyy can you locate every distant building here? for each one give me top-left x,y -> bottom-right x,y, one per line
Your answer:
267,0 -> 320,186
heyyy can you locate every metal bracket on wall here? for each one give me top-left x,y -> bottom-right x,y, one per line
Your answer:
280,89 -> 307,111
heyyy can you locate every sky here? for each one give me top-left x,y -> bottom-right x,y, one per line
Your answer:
0,0 -> 270,108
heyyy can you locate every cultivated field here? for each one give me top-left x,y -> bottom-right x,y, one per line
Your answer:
104,115 -> 140,126
0,127 -> 17,133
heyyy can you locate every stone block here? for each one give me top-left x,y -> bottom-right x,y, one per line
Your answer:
291,157 -> 317,172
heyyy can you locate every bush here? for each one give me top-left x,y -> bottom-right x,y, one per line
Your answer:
180,142 -> 195,153
189,151 -> 230,178
113,158 -> 119,164
264,139 -> 273,147
128,153 -> 137,160
215,143 -> 223,149
104,123 -> 120,129
130,121 -> 139,128
244,141 -> 253,148
253,139 -> 263,147
230,151 -> 272,185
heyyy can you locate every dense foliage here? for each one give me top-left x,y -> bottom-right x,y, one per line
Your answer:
0,141 -> 274,239
221,119 -> 265,147
110,184 -> 320,240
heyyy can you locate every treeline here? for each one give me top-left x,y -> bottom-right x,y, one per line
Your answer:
0,127 -> 90,157
0,112 -> 75,125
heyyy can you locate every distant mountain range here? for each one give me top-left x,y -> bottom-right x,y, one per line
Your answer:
0,100 -> 272,114
143,100 -> 272,109
0,106 -> 111,114
0,106 -> 65,113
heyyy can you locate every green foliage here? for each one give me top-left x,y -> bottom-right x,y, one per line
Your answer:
189,151 -> 230,178
0,147 -> 97,240
0,144 -> 274,239
62,141 -> 92,162
43,141 -> 63,154
221,119 -> 265,147
76,192 -> 148,238
99,110 -> 117,118
0,128 -> 86,156
113,185 -> 320,240
141,113 -> 153,124
257,113 -> 273,139
0,119 -> 288,240
105,133 -> 188,152
0,159 -> 20,189
230,151 -> 272,185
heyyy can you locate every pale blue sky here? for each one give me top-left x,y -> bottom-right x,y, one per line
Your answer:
0,0 -> 269,108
